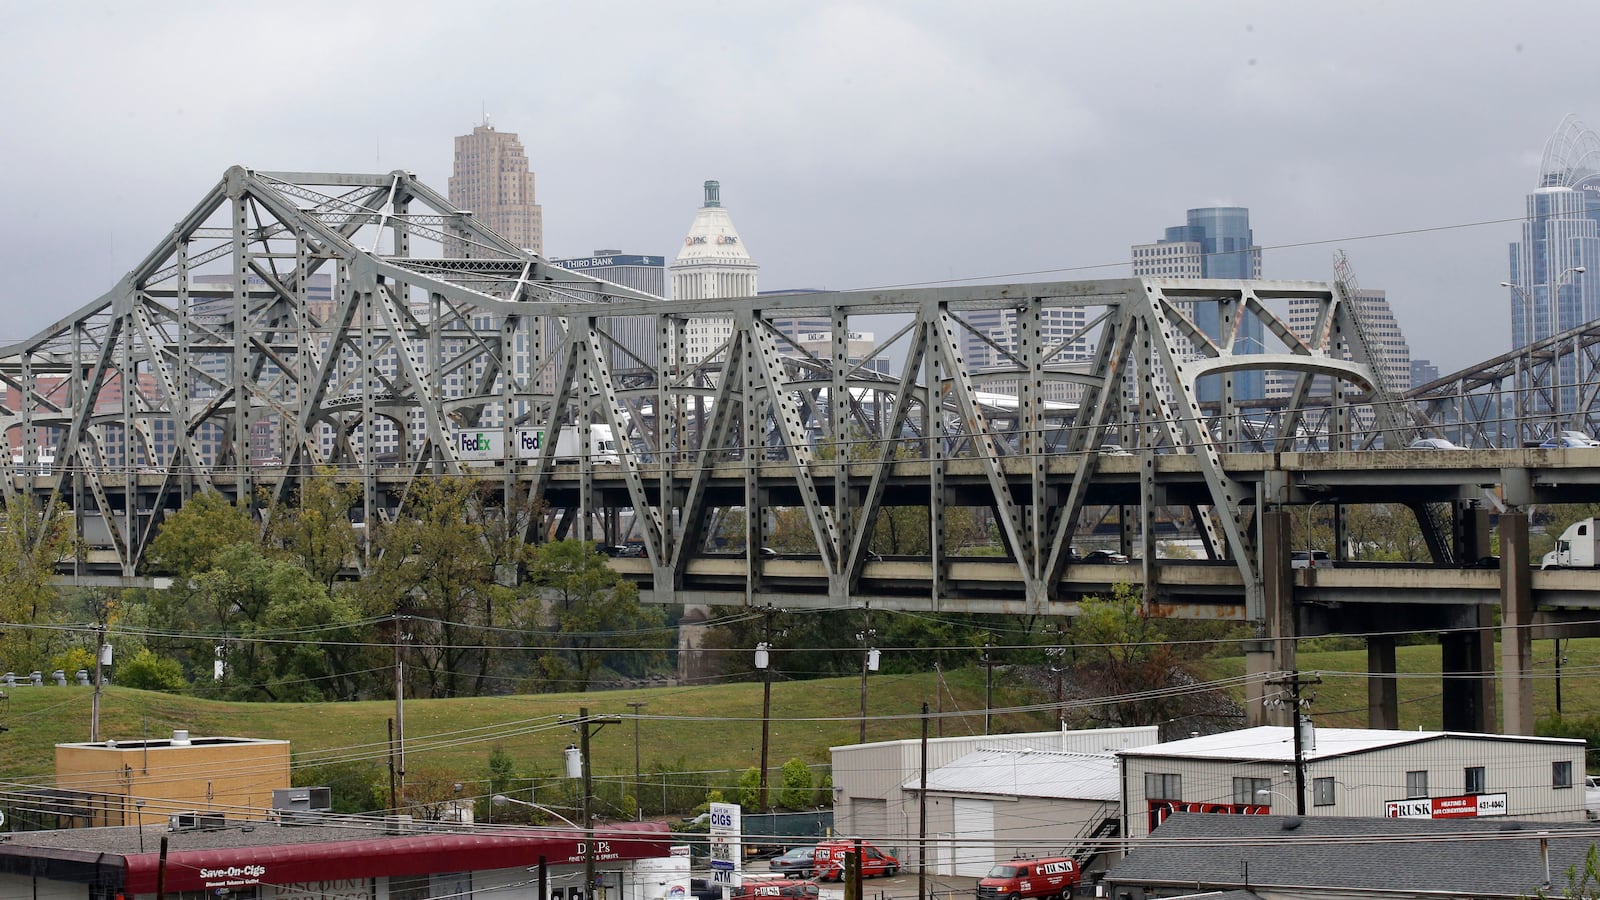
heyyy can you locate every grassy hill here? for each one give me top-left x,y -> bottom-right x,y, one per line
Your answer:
0,665 -> 1055,795
2,638 -> 1589,807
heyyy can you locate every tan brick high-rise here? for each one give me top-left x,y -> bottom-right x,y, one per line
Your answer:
448,122 -> 544,257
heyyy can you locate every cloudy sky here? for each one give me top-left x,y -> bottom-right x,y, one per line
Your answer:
3,1 -> 1597,372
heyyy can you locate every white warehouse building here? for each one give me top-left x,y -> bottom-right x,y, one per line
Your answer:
1118,726 -> 1589,844
831,727 -> 1158,874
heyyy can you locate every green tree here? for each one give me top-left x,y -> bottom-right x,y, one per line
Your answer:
778,758 -> 815,809
266,469 -> 361,590
146,491 -> 256,576
736,766 -> 761,809
1070,583 -> 1195,730
194,543 -> 361,701
116,648 -> 188,691
523,539 -> 669,691
0,495 -> 77,672
360,477 -> 508,698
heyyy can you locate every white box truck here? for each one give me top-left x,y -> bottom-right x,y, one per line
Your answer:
1542,518 -> 1600,569
455,425 -> 620,464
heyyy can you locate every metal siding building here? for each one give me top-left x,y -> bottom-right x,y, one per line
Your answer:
831,728 -> 1157,873
1117,726 -> 1586,846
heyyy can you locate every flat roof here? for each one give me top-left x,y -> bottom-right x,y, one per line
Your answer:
1117,726 -> 1582,763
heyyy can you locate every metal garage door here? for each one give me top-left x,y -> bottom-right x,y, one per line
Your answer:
953,798 -> 995,877
852,798 -> 888,843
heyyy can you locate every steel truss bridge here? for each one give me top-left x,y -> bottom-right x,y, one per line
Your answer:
8,167 -> 1600,734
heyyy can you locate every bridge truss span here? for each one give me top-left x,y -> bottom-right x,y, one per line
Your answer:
0,167 -> 1423,626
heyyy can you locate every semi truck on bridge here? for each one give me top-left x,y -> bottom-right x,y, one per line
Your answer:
1542,518 -> 1600,569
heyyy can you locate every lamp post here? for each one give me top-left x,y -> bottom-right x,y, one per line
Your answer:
492,794 -> 583,828
1255,788 -> 1296,809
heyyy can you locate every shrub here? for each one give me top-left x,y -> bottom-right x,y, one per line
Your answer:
116,648 -> 187,691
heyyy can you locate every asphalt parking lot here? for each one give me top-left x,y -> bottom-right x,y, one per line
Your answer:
812,873 -> 980,900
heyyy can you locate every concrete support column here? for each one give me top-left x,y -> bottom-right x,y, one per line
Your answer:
1441,607 -> 1497,733
1256,509 -> 1295,727
1367,634 -> 1398,730
1499,512 -> 1535,735
1242,639 -> 1277,727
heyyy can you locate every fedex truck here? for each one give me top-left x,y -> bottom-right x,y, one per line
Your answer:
453,425 -> 619,464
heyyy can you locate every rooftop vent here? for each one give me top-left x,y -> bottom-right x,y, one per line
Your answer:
171,729 -> 191,746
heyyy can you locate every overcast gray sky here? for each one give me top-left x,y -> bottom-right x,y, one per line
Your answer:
3,1 -> 1596,373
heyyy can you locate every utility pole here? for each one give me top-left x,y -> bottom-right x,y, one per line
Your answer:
756,606 -> 776,809
1265,671 -> 1322,816
393,618 -> 409,806
626,701 -> 647,820
1047,623 -> 1066,726
981,638 -> 995,735
856,610 -> 877,744
579,707 -> 622,900
90,625 -> 107,742
917,702 -> 929,900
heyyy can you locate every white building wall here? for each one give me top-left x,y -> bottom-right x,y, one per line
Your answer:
1119,734 -> 1587,844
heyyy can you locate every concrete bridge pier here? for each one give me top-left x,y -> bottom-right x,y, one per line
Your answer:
1246,509 -> 1296,727
1367,635 -> 1398,729
1441,607 -> 1496,733
1498,511 -> 1535,735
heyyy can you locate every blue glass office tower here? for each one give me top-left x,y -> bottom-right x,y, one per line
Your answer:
1132,207 -> 1264,402
1508,116 -> 1600,350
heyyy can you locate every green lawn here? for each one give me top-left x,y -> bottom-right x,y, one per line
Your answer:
0,666 -> 1055,792
2,637 -> 1586,803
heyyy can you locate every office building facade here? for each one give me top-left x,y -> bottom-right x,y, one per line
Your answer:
448,122 -> 544,257
549,252 -> 667,374
1132,207 -> 1265,401
1508,116 -> 1600,349
671,181 -> 758,364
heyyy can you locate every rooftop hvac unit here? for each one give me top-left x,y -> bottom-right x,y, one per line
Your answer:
169,811 -> 226,831
383,814 -> 414,835
272,786 -> 332,812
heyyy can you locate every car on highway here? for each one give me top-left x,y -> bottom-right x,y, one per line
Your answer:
1408,437 -> 1464,450
768,847 -> 817,877
1541,433 -> 1598,448
1082,549 -> 1131,564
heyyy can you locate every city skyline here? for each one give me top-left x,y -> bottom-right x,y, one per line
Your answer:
6,3 -> 1600,375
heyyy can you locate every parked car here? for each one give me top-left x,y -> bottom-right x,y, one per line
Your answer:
768,847 -> 817,877
1408,437 -> 1463,450
1082,549 -> 1130,564
1291,549 -> 1332,569
813,839 -> 899,881
1587,775 -> 1600,821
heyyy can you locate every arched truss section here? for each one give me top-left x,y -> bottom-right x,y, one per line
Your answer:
1539,114 -> 1600,187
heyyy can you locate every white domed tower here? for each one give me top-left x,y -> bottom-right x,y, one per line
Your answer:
672,180 -> 758,363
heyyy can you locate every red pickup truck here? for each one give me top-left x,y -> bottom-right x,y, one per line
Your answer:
977,857 -> 1080,900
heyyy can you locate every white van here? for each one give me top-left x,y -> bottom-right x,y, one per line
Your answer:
1291,550 -> 1331,569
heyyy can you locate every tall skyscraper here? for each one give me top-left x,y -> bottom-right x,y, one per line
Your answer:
1507,116 -> 1600,350
548,251 -> 667,375
1132,207 -> 1265,401
448,122 -> 544,257
671,181 -> 758,363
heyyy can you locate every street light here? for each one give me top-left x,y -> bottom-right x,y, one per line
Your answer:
492,794 -> 583,829
1255,788 -> 1295,808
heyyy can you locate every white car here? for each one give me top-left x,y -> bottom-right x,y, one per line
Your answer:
1409,437 -> 1464,450
1587,775 -> 1600,820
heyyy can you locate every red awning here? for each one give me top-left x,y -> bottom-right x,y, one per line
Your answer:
122,824 -> 672,894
